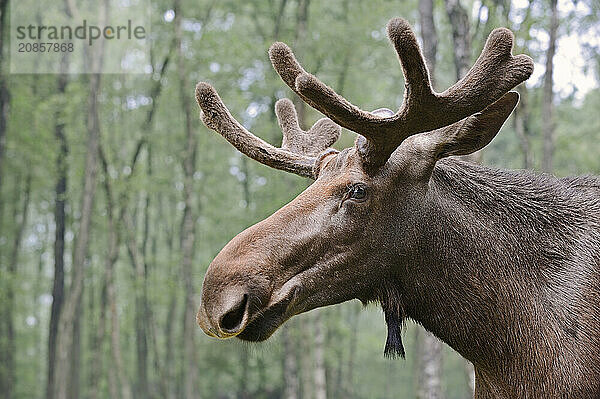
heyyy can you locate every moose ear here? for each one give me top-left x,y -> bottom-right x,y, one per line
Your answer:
423,91 -> 519,159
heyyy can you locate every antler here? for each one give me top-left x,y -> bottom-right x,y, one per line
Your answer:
269,17 -> 534,168
195,82 -> 340,178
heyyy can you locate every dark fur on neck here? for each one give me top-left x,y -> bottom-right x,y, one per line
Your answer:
377,283 -> 406,358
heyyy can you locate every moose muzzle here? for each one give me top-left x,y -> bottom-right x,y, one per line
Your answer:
197,285 -> 251,338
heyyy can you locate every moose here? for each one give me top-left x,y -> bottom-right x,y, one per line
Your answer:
195,18 -> 600,398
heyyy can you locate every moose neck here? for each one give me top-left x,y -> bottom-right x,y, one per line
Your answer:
390,159 -> 598,389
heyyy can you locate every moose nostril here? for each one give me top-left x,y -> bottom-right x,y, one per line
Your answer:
219,294 -> 249,333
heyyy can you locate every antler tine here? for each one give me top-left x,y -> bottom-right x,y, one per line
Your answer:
386,18 -> 436,114
267,19 -> 436,145
424,28 -> 533,130
356,19 -> 534,167
355,18 -> 439,166
269,43 -> 386,134
269,18 -> 533,169
427,91 -> 520,158
196,82 -> 315,178
275,98 -> 341,156
196,83 -> 340,179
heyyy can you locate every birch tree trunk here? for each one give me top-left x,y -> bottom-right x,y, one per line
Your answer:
300,315 -> 314,399
313,311 -> 327,399
282,325 -> 299,399
542,0 -> 558,173
415,328 -> 443,399
344,304 -> 360,398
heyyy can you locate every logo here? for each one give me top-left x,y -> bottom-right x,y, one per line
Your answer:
10,0 -> 151,74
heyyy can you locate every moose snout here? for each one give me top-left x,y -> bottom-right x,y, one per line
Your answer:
197,285 -> 251,338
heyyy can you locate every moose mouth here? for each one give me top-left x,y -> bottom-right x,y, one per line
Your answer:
237,286 -> 301,342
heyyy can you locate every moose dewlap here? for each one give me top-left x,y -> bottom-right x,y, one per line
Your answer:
195,17 -> 600,399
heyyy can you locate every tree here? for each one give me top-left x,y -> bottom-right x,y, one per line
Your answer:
0,0 -> 9,195
542,0 -> 559,172
53,1 -> 107,396
1,173 -> 31,399
444,0 -> 483,165
46,53 -> 70,399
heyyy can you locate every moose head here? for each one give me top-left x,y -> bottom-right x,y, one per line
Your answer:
195,18 -> 533,358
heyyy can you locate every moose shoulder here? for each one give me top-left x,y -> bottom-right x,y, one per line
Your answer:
195,17 -> 600,399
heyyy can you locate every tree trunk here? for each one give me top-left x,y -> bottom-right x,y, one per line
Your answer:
109,264 -> 132,399
179,93 -> 199,399
124,214 -> 149,399
99,147 -> 133,399
464,361 -> 475,395
54,71 -> 101,399
444,0 -> 481,164
54,21 -> 106,399
164,284 -> 178,399
46,61 -> 69,399
88,257 -> 107,399
69,290 -> 83,399
175,1 -> 199,396
0,0 -> 10,196
444,0 -> 471,81
415,329 -> 443,399
542,0 -> 558,173
419,0 -> 437,88
300,315 -> 314,399
344,304 -> 359,399
313,311 -> 327,399
257,353 -> 267,396
121,189 -> 149,399
282,325 -> 299,399
34,222 -> 49,392
53,0 -> 108,395
1,173 -> 31,399
139,150 -> 154,399
161,193 -> 178,399
147,190 -> 170,399
514,86 -> 533,169
238,346 -> 250,398
88,265 -> 107,399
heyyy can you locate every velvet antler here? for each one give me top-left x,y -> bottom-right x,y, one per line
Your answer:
269,18 -> 534,168
195,83 -> 340,178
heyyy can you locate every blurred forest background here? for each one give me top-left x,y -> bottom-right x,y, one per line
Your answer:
0,0 -> 599,398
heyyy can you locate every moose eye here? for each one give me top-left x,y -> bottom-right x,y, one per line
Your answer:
349,184 -> 367,201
